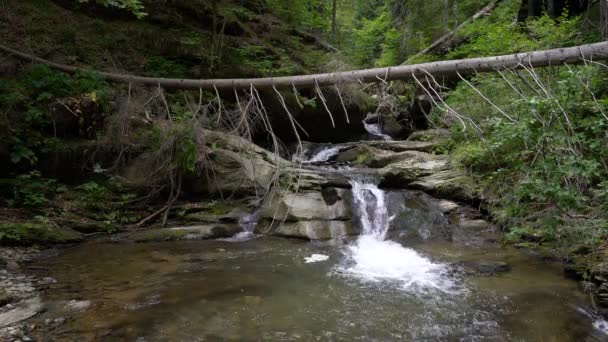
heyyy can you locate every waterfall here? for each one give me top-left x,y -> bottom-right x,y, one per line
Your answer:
340,178 -> 456,293
292,145 -> 342,164
305,145 -> 343,163
363,121 -> 392,141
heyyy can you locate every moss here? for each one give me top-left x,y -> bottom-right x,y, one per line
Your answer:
132,229 -> 189,243
0,289 -> 13,307
0,222 -> 82,246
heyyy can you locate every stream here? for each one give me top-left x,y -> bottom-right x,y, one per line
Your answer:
24,146 -> 608,341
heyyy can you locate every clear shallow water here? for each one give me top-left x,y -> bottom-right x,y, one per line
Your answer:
29,238 -> 606,341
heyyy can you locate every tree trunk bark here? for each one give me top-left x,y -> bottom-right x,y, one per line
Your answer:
331,0 -> 337,38
2,41 -> 607,90
602,0 -> 608,40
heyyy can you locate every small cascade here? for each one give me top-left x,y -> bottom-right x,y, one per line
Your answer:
339,177 -> 457,293
221,210 -> 259,242
363,121 -> 392,141
294,145 -> 343,164
306,145 -> 343,163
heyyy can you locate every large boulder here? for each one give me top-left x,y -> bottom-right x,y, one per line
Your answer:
260,188 -> 351,222
257,187 -> 354,240
265,221 -> 356,240
379,153 -> 449,186
186,130 -> 349,196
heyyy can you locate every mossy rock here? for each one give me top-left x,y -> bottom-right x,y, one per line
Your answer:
131,224 -> 242,243
68,221 -> 119,234
0,289 -> 13,307
0,222 -> 82,246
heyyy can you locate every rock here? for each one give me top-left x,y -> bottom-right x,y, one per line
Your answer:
0,297 -> 43,328
262,220 -> 355,240
131,224 -> 242,242
437,199 -> 459,213
65,300 -> 91,312
182,130 -> 350,196
379,153 -> 449,187
459,261 -> 511,275
460,219 -> 491,231
6,261 -> 19,271
260,189 -> 351,222
363,112 -> 404,139
337,145 -> 436,169
385,190 -> 451,242
0,290 -> 13,307
408,169 -> 479,201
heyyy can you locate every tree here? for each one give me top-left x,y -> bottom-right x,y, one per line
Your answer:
331,0 -> 338,38
602,0 -> 608,40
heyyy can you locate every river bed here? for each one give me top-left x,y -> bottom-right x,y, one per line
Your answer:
26,236 -> 606,341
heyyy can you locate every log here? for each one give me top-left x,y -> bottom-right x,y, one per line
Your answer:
1,41 -> 608,90
402,0 -> 500,65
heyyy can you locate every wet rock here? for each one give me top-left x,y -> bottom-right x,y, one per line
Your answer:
131,224 -> 242,242
458,261 -> 511,275
379,153 -> 449,186
260,189 -> 351,222
460,219 -> 492,231
0,297 -> 43,328
0,290 -> 13,307
409,170 -> 479,202
180,130 -> 349,196
262,220 -> 355,240
385,190 -> 451,242
338,145 -> 441,170
437,199 -> 459,213
65,300 -> 92,312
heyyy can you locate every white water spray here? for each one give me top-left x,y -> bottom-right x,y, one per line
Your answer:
340,178 -> 456,292
363,121 -> 392,141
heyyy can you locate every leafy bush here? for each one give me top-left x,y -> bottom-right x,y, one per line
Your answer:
9,171 -> 65,207
1,65 -> 109,166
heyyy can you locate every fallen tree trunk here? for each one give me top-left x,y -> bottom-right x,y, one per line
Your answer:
1,41 -> 608,90
402,0 -> 500,65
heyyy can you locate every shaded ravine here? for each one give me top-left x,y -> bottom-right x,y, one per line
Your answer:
8,139 -> 608,341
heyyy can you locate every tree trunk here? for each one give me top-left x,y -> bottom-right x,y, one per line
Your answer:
602,0 -> 608,40
2,42 -> 607,90
331,0 -> 337,38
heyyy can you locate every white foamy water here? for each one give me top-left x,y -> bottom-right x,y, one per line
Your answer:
363,122 -> 392,141
593,319 -> 608,335
339,178 -> 456,292
305,254 -> 330,263
294,145 -> 343,163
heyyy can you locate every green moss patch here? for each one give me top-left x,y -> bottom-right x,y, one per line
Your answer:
0,222 -> 82,246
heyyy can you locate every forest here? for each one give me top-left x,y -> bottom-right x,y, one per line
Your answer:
1,0 -> 608,340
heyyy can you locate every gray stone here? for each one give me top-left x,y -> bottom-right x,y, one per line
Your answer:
260,189 -> 351,222
0,297 -> 43,328
263,220 -> 355,240
65,300 -> 92,312
131,224 -> 242,242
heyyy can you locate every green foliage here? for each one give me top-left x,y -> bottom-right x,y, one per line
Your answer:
76,0 -> 146,18
9,171 -> 65,208
145,56 -> 188,78
447,2 -> 588,59
349,11 -> 400,66
1,65 -> 108,166
265,0 -> 330,31
443,63 -> 608,252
